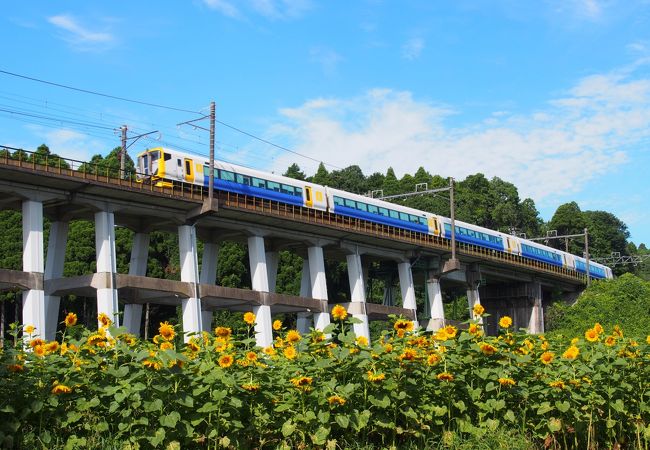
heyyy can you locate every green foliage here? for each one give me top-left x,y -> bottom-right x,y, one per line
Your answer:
547,274 -> 650,338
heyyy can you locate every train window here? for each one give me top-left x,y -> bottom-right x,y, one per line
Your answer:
185,160 -> 192,174
236,174 -> 251,185
378,207 -> 389,217
389,210 -> 398,219
368,205 -> 379,214
419,217 -> 427,226
281,184 -> 295,195
177,159 -> 182,167
399,212 -> 409,221
357,203 -> 368,212
409,215 -> 419,223
345,199 -> 356,208
252,177 -> 266,189
334,196 -> 344,206
150,152 -> 160,163
164,153 -> 171,161
267,181 -> 281,192
220,170 -> 235,182
295,187 -> 303,197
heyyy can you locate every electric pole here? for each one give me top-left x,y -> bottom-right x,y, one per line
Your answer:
120,125 -> 127,179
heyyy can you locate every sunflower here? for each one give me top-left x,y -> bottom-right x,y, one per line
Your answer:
160,341 -> 174,351
245,351 -> 258,362
283,345 -> 297,360
498,377 -> 516,387
158,322 -> 175,341
613,325 -> 624,338
443,325 -> 458,339
356,335 -> 369,347
593,323 -> 604,334
399,348 -> 418,361
7,364 -> 24,373
383,343 -> 393,353
29,338 -> 45,349
472,303 -> 485,316
87,334 -> 105,347
328,395 -> 346,406
143,359 -> 162,370
286,330 -> 301,343
64,312 -> 77,327
498,316 -> 512,329
214,337 -> 229,353
218,354 -> 234,368
427,353 -> 441,366
549,380 -> 566,389
468,323 -> 482,336
562,345 -> 580,360
45,341 -> 59,354
646,335 -> 650,345
242,383 -> 260,392
437,372 -> 454,382
273,320 -> 282,331
331,305 -> 348,321
51,384 -> 72,395
480,342 -> 497,356
186,338 -> 200,352
243,312 -> 256,325
604,335 -> 617,347
394,319 -> 414,333
540,351 -> 555,365
263,346 -> 277,356
584,328 -> 599,342
214,326 -> 232,339
24,325 -> 35,334
367,371 -> 386,382
98,313 -> 112,328
290,376 -> 313,391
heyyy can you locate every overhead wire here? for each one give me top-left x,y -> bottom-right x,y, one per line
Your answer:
0,68 -> 342,170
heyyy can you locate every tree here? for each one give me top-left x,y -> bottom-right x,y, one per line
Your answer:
310,162 -> 330,186
548,202 -> 587,254
283,163 -> 306,181
328,165 -> 367,194
78,147 -> 135,178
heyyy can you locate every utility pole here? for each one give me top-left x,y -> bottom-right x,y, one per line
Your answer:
120,125 -> 127,179
449,177 -> 456,265
209,101 -> 215,205
178,101 -> 217,210
116,126 -> 159,179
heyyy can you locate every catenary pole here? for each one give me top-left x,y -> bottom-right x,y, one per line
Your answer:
120,125 -> 127,179
209,101 -> 215,204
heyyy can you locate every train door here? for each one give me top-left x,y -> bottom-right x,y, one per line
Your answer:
305,186 -> 313,207
427,216 -> 440,235
184,158 -> 194,183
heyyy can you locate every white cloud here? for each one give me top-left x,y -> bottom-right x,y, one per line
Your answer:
265,68 -> 650,205
26,127 -> 105,164
203,0 -> 312,20
402,37 -> 425,60
309,47 -> 342,76
202,0 -> 241,18
577,0 -> 602,19
48,14 -> 114,50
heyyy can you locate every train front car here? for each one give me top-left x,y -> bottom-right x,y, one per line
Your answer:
136,147 -> 168,186
326,188 -> 429,233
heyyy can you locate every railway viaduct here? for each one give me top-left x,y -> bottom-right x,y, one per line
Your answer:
0,150 -> 589,346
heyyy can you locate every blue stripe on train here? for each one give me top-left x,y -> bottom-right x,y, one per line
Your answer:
204,177 -> 304,207
331,205 -> 429,234
521,248 -> 563,267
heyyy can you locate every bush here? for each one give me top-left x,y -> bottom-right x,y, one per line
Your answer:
1,310 -> 649,449
547,273 -> 650,339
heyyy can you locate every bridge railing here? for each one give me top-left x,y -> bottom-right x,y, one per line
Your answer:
0,145 -> 588,284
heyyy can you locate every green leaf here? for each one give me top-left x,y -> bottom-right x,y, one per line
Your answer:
196,402 -> 219,413
31,400 -> 43,413
555,401 -> 570,413
454,400 -> 467,413
537,402 -> 554,415
504,410 -> 516,423
548,417 -> 562,433
318,410 -> 330,424
311,426 -> 330,445
176,393 -> 194,408
160,411 -> 181,428
282,420 -> 296,437
335,415 -> 350,428
148,428 -> 166,447
323,323 -> 337,334
611,399 -> 625,413
144,399 -> 163,413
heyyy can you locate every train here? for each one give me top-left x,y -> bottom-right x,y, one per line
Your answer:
136,147 -> 613,280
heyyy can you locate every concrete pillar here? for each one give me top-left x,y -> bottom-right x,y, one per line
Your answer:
346,253 -> 370,340
247,236 -> 273,348
398,261 -> 419,328
44,221 -> 69,340
426,275 -> 445,331
297,258 -> 311,334
179,225 -> 202,341
200,242 -> 220,332
467,282 -> 483,325
123,232 -> 149,336
308,246 -> 331,331
22,200 -> 45,339
95,211 -> 119,329
528,282 -> 544,334
266,251 -> 279,293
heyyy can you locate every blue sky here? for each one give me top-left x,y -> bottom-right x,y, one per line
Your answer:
1,0 -> 650,245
